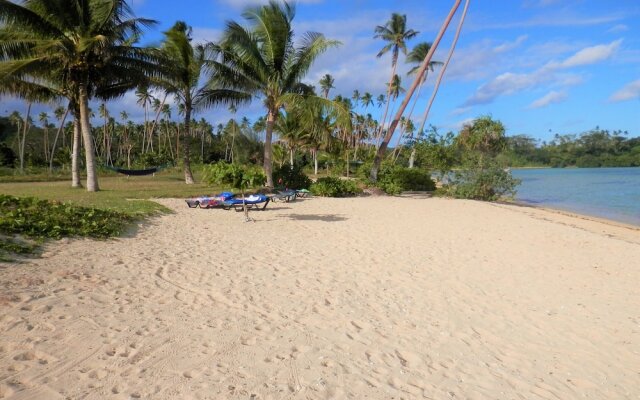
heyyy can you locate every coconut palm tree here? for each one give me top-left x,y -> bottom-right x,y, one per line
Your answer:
370,0 -> 466,181
155,21 -> 242,184
50,104 -> 70,173
352,89 -> 361,105
319,74 -> 335,99
374,13 -> 418,140
211,0 -> 341,187
361,92 -> 374,110
0,0 -> 160,191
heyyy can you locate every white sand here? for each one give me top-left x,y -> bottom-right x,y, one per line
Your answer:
1,196 -> 639,399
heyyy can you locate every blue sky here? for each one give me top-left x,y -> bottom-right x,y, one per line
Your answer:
4,0 -> 640,143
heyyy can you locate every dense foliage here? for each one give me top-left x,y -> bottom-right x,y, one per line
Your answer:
501,128 -> 640,168
202,161 -> 266,190
446,157 -> 520,201
310,177 -> 362,197
430,116 -> 520,201
273,163 -> 312,190
0,194 -> 135,260
0,195 -> 134,239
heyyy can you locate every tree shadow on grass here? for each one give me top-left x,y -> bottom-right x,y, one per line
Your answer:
282,214 -> 347,222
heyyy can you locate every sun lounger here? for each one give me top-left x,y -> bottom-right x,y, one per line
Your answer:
185,192 -> 235,209
222,194 -> 271,211
296,189 -> 311,198
269,189 -> 297,202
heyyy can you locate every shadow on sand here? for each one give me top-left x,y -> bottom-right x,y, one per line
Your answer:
282,213 -> 347,222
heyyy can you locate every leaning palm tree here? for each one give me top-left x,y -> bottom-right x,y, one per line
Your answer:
374,13 -> 418,142
212,0 -> 341,187
0,0 -> 160,191
319,74 -> 335,99
154,21 -> 242,184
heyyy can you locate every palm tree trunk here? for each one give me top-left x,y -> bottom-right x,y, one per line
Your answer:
183,103 -> 195,184
78,83 -> 99,191
264,109 -> 276,187
418,0 -> 469,135
71,116 -> 82,188
19,102 -> 31,173
313,148 -> 318,175
50,104 -> 70,174
370,0 -> 463,181
377,60 -> 398,148
409,147 -> 417,168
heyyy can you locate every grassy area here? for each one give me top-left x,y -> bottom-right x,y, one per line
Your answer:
0,169 -> 220,215
0,169 -> 225,261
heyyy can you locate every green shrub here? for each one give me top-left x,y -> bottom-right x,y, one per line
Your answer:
0,195 -> 135,240
202,161 -> 266,189
273,163 -> 312,189
378,166 -> 436,194
446,162 -> 520,201
310,177 -> 362,197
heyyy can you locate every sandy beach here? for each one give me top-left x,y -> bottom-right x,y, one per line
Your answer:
1,196 -> 639,399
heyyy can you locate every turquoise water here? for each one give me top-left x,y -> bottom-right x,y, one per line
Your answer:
511,167 -> 640,226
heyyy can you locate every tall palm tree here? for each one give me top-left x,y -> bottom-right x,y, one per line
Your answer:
352,89 -> 361,105
402,42 -> 442,166
155,21 -> 240,184
0,0 -> 160,191
50,104 -> 69,173
370,0 -> 466,180
361,92 -> 374,110
319,74 -> 335,99
374,13 -> 418,143
212,0 -> 341,187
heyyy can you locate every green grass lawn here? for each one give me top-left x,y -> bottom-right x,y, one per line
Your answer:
0,169 -> 221,215
0,169 -> 227,261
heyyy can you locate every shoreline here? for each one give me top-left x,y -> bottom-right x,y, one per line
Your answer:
1,196 -> 639,399
509,199 -> 640,231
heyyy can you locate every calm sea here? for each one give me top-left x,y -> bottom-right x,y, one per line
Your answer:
511,167 -> 640,226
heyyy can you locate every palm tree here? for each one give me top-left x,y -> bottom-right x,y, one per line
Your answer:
376,94 -> 386,108
50,104 -> 70,173
212,0 -> 341,187
319,74 -> 335,99
352,89 -> 361,105
374,13 -> 418,142
155,21 -> 237,184
370,0 -> 466,181
0,0 -> 160,191
361,92 -> 374,110
401,42 -> 442,166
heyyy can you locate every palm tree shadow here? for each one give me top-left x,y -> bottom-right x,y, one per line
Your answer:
282,214 -> 347,222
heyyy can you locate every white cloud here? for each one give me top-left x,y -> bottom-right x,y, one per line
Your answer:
607,24 -> 629,33
191,27 -> 222,44
609,79 -> 640,102
528,90 -> 567,109
463,40 -> 621,107
557,39 -> 622,68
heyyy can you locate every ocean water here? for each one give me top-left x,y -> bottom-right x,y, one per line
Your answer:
511,167 -> 640,226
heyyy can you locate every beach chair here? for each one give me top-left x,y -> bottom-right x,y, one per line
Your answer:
222,194 -> 271,212
269,189 -> 297,203
185,192 -> 234,209
296,189 -> 311,198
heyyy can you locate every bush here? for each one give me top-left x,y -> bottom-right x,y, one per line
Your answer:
202,161 -> 266,189
0,143 -> 16,167
446,162 -> 520,201
378,166 -> 436,194
310,177 -> 362,197
273,163 -> 312,189
0,195 -> 134,240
